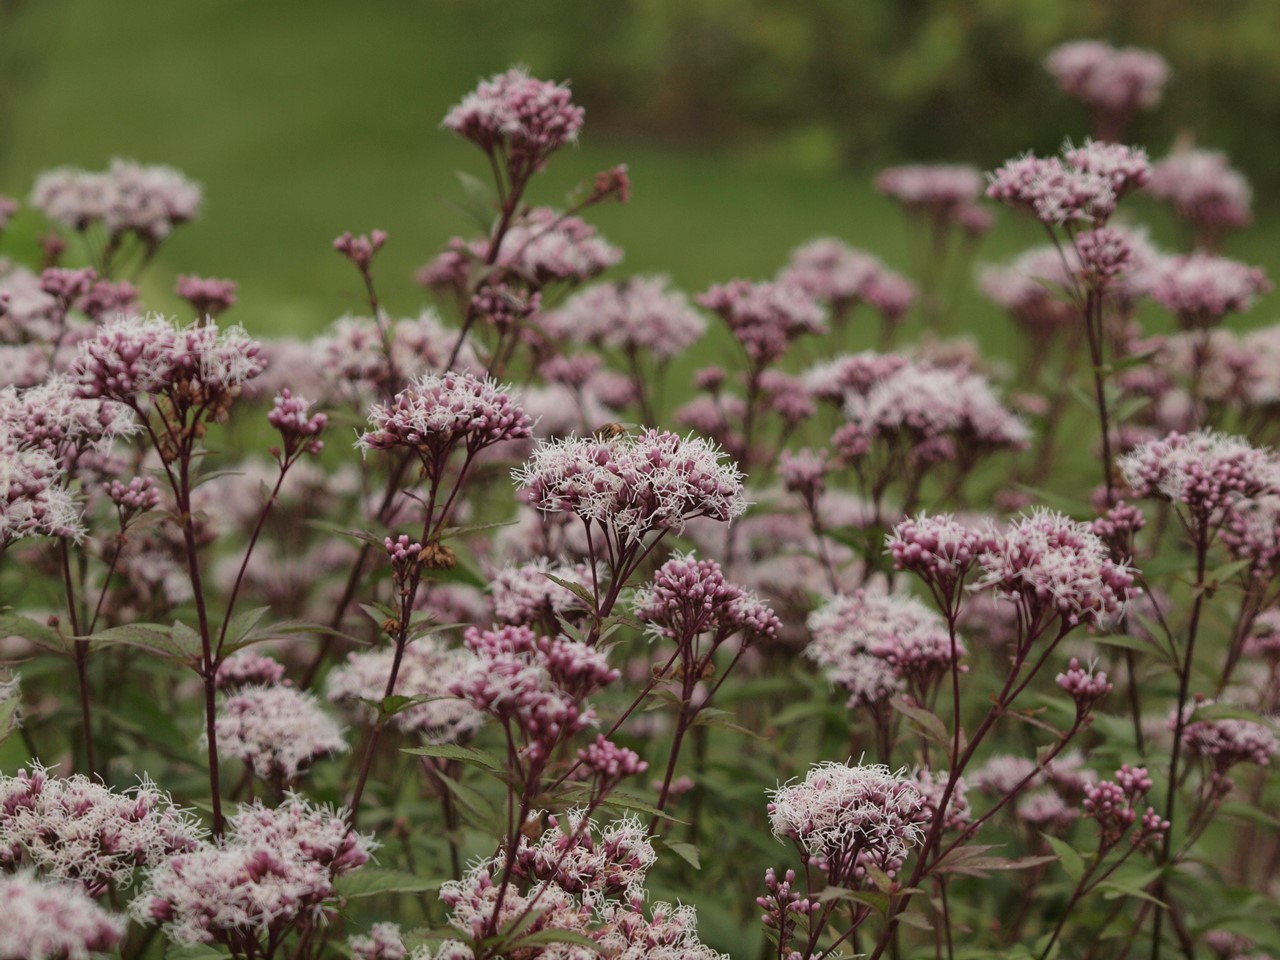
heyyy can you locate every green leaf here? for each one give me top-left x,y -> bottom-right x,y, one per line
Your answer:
508,928 -> 601,951
171,620 -> 203,657
1091,633 -> 1155,655
220,606 -> 270,647
544,573 -> 596,607
455,170 -> 498,232
662,839 -> 701,870
85,622 -> 200,664
334,867 -> 442,899
0,612 -> 69,654
1098,879 -> 1166,907
1041,833 -> 1083,883
817,886 -> 889,914
404,743 -> 501,771
890,695 -> 950,751
166,945 -> 230,960
897,909 -> 934,932
437,772 -> 500,832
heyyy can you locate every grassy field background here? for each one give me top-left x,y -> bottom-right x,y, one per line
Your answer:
1,1 -> 1277,354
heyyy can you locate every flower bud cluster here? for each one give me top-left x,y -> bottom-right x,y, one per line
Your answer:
449,625 -> 618,764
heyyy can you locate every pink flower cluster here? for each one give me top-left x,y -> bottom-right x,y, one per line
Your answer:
832,356 -> 1029,465
1082,764 -> 1165,847
326,637 -> 485,742
1118,430 -> 1280,527
449,624 -> 618,763
134,795 -> 372,947
541,276 -> 707,361
31,159 -> 201,242
1056,657 -> 1113,715
175,274 -> 238,319
442,67 -> 584,174
768,761 -> 930,888
0,872 -> 125,959
420,207 -> 622,292
634,552 -> 781,645
0,425 -> 85,545
875,164 -> 987,227
357,371 -> 532,466
489,557 -> 595,627
1147,148 -> 1252,244
70,313 -> 265,408
698,279 -> 826,365
975,508 -> 1136,632
1175,701 -> 1278,773
267,388 -> 326,458
987,141 -> 1148,227
438,811 -> 726,959
779,238 -> 917,326
313,310 -> 472,399
0,764 -> 204,896
1147,253 -> 1270,329
514,428 -> 747,543
807,587 -> 962,706
1044,41 -> 1169,136
214,684 -> 348,781
0,374 -> 137,465
887,513 -> 994,602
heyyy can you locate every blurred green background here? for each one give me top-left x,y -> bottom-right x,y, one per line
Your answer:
1,0 -> 1278,341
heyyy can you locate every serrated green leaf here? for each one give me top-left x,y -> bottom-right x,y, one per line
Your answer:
220,605 -> 270,647
890,695 -> 950,751
509,928 -> 601,951
455,170 -> 498,232
437,772 -> 500,831
85,622 -> 199,664
1041,833 -> 1082,883
544,573 -> 595,607
404,743 -> 501,771
0,612 -> 69,655
662,839 -> 700,870
334,867 -> 442,899
897,909 -> 934,931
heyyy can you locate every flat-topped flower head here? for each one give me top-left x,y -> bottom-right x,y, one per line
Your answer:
489,557 -> 595,627
1063,140 -> 1151,199
0,427 -> 85,546
976,508 -> 1136,633
541,276 -> 706,361
876,164 -> 984,222
1147,148 -> 1252,244
698,279 -> 826,365
214,685 -> 348,781
442,67 -> 584,173
768,761 -> 929,886
1174,700 -> 1278,772
69,314 -> 265,415
888,513 -> 996,599
175,274 -> 237,319
32,159 -> 200,242
987,152 -> 1117,226
635,551 -> 779,645
1118,430 -> 1280,526
1045,41 -> 1168,138
0,872 -> 126,958
0,375 -> 137,466
1148,253 -> 1270,330
807,588 -> 962,699
357,371 -> 532,468
0,764 -> 204,896
514,428 -> 746,544
134,795 -> 371,947
326,637 -> 485,742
